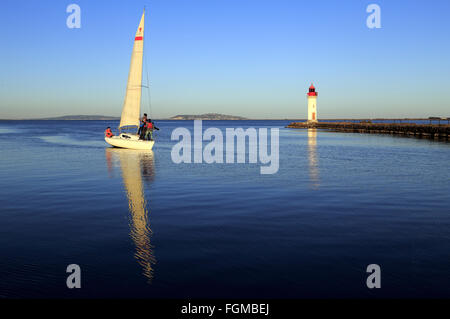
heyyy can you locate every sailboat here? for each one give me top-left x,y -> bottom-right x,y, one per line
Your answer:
105,10 -> 154,150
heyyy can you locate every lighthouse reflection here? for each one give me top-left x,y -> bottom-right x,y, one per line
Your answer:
105,148 -> 156,282
307,129 -> 320,189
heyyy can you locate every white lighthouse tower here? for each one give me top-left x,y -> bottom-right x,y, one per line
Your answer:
307,83 -> 318,123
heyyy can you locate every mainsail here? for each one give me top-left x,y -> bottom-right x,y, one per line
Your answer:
119,11 -> 145,129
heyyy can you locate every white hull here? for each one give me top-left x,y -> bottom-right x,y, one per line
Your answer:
105,134 -> 154,150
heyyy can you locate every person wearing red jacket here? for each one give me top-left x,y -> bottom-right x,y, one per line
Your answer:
144,119 -> 159,141
104,127 -> 114,138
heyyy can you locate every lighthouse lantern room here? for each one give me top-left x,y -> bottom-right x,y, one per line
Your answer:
307,83 -> 318,123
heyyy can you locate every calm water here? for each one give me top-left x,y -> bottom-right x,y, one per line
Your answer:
0,120 -> 449,298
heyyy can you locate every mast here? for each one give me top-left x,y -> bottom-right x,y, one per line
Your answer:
119,10 -> 145,130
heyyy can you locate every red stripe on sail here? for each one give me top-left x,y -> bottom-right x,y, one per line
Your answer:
135,36 -> 143,41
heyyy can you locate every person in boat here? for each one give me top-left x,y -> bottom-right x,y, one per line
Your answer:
144,119 -> 159,141
138,113 -> 148,136
139,120 -> 148,140
105,127 -> 114,138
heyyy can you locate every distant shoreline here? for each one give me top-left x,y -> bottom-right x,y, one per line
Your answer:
0,113 -> 249,121
0,115 -> 121,121
0,115 -> 447,122
1,118 -> 446,122
0,114 -> 291,121
0,117 -> 295,121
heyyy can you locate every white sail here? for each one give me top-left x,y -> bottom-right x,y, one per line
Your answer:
119,11 -> 145,129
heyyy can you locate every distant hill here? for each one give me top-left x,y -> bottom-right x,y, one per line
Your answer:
1,113 -> 254,121
36,115 -> 120,121
170,113 -> 247,120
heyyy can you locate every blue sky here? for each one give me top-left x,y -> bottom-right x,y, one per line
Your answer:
0,0 -> 449,119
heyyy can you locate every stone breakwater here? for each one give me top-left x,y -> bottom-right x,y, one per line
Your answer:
286,122 -> 450,140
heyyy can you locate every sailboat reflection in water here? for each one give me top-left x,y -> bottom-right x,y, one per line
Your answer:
105,148 -> 156,282
307,129 -> 320,189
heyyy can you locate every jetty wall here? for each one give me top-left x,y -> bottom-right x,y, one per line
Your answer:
286,122 -> 450,140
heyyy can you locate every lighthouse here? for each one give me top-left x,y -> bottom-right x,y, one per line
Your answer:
307,83 -> 318,123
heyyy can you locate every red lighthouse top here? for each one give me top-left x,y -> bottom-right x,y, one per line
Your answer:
307,83 -> 317,96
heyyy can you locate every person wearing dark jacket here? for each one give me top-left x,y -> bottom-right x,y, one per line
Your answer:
138,113 -> 148,136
